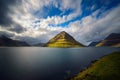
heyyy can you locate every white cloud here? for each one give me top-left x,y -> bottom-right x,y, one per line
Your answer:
1,0 -> 120,45
2,0 -> 82,44
9,0 -> 82,29
66,5 -> 120,45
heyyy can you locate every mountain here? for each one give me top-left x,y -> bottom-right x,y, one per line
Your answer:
0,35 -> 29,47
96,33 -> 120,47
71,51 -> 120,80
105,33 -> 120,40
32,43 -> 45,47
88,41 -> 100,46
44,31 -> 84,48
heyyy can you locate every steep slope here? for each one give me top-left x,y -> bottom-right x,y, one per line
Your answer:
0,35 -> 29,46
71,51 -> 120,80
44,31 -> 84,47
96,33 -> 120,47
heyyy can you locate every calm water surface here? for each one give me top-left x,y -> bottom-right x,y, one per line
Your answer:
0,47 -> 120,80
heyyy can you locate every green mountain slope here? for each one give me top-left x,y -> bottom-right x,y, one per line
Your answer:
44,31 -> 84,48
71,51 -> 120,80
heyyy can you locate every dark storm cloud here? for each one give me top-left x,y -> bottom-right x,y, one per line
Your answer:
0,0 -> 21,26
0,31 -> 15,37
0,0 -> 26,34
8,24 -> 26,33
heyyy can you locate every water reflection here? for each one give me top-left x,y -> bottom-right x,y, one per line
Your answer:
0,47 -> 119,80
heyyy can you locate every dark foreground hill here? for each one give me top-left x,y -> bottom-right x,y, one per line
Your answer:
71,51 -> 120,80
0,35 -> 29,47
44,31 -> 84,48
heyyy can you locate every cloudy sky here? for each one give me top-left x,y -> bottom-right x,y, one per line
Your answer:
0,0 -> 120,45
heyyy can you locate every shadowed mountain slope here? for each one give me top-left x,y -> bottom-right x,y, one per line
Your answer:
96,33 -> 120,47
0,35 -> 29,46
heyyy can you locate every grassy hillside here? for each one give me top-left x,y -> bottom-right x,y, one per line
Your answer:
44,31 -> 84,48
71,51 -> 120,80
46,38 -> 83,48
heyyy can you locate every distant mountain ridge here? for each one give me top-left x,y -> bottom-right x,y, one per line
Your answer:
105,33 -> 120,40
0,35 -> 29,46
44,31 -> 84,48
33,43 -> 45,46
96,33 -> 120,47
88,41 -> 100,47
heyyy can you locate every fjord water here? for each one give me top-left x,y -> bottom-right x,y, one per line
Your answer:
0,47 -> 120,80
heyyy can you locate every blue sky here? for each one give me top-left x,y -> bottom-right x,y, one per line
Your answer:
0,0 -> 120,45
33,0 -> 120,27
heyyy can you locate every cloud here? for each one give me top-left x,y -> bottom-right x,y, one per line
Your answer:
0,0 -> 28,34
0,0 -> 120,45
67,5 -> 120,45
0,0 -> 20,26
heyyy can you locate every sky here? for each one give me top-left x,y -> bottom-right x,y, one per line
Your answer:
0,0 -> 120,45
